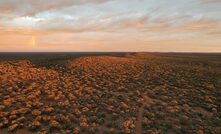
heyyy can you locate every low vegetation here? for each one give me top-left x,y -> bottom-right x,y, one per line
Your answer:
0,53 -> 220,134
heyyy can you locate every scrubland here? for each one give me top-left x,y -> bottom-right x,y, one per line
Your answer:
0,53 -> 220,134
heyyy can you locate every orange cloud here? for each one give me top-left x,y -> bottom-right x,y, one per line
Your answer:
183,22 -> 221,31
207,31 -> 221,38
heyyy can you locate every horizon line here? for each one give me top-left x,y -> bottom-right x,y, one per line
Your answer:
0,51 -> 221,54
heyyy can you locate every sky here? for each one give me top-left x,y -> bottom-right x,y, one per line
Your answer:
0,0 -> 221,52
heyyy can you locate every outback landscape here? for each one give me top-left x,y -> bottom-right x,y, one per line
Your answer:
0,52 -> 220,134
1,0 -> 221,133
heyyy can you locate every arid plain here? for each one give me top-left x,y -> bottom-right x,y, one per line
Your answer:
0,52 -> 220,134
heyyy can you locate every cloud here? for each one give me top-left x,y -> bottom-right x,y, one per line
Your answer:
0,0 -> 111,16
1,14 -> 220,37
0,12 -> 171,37
0,8 -> 15,14
0,27 -> 53,36
207,31 -> 221,38
0,0 -> 221,52
31,12 -> 149,33
183,22 -> 221,31
199,0 -> 221,3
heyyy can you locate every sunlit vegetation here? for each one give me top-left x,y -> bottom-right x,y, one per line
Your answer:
0,53 -> 220,134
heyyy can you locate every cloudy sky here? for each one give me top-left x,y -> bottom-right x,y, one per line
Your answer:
0,0 -> 221,52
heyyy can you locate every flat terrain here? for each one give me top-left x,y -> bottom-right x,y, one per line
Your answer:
0,52 -> 220,134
